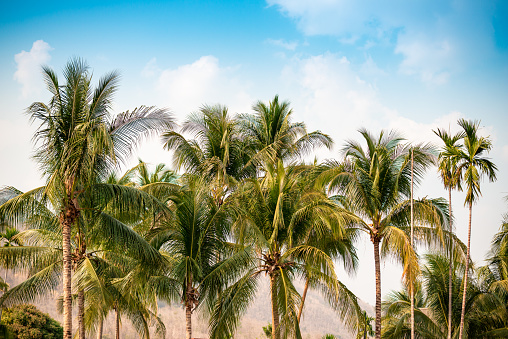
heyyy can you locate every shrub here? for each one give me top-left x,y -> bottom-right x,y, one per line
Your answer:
1,304 -> 63,339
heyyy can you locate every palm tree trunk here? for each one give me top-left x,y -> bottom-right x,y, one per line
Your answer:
62,214 -> 73,339
96,318 -> 103,339
297,277 -> 309,323
186,302 -> 193,339
270,273 -> 280,339
115,307 -> 120,339
447,187 -> 453,339
78,289 -> 85,339
0,269 -> 4,323
410,149 -> 415,339
373,238 -> 382,339
1,268 -> 5,323
458,205 -> 472,339
186,278 -> 193,339
0,278 -> 4,324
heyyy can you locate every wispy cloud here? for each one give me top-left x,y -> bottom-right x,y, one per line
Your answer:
13,40 -> 53,97
141,57 -> 159,78
267,0 -> 499,84
360,55 -> 387,77
395,36 -> 453,84
265,38 -> 298,50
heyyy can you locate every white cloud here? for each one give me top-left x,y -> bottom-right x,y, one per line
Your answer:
118,56 -> 257,176
266,38 -> 299,50
0,118 -> 42,191
13,40 -> 53,98
158,55 -> 220,99
395,34 -> 454,84
280,53 -> 395,152
146,56 -> 253,116
388,111 -> 464,145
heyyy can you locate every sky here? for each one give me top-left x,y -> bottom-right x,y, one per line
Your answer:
1,0 -> 507,306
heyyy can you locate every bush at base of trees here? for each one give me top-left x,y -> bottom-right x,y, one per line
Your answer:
1,304 -> 63,339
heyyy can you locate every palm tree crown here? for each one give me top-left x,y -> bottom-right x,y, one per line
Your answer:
240,95 -> 332,164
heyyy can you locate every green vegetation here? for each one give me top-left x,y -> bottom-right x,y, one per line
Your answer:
0,58 -> 504,339
1,304 -> 63,339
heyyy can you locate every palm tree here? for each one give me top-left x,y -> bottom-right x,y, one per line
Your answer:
81,161 -> 176,339
0,228 -> 21,248
317,129 -> 450,339
359,310 -> 375,339
0,227 -> 22,282
0,58 -> 173,339
163,104 -> 255,206
144,175 -> 250,339
433,127 -> 464,339
263,323 -> 273,338
447,119 -> 498,339
135,160 -> 179,186
211,161 -> 360,339
240,95 -> 332,165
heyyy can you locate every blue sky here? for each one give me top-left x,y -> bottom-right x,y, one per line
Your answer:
1,0 -> 507,306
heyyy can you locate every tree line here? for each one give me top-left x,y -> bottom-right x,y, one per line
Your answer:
0,58 -> 504,339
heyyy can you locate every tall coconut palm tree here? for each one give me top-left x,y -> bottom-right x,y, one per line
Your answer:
0,58 -> 173,339
316,129 -> 450,339
211,161 -> 360,339
433,127 -> 464,339
447,119 -> 498,339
